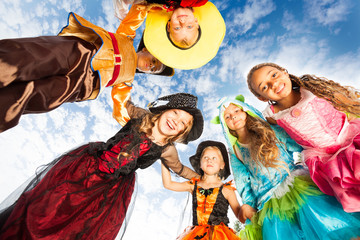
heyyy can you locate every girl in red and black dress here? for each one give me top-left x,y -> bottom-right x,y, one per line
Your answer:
0,93 -> 203,240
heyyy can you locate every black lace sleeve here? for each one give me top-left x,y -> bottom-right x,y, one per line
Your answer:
126,100 -> 147,119
160,145 -> 200,180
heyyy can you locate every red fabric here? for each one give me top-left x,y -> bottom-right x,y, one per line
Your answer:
0,139 -> 151,239
106,32 -> 121,87
180,0 -> 208,7
162,0 -> 208,11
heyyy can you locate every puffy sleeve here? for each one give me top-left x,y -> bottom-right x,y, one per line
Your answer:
230,151 -> 257,209
116,3 -> 163,38
116,4 -> 148,38
223,180 -> 236,191
111,83 -> 132,126
160,145 -> 200,180
125,99 -> 148,119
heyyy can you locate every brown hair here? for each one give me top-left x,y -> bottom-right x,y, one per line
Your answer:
247,62 -> 360,115
228,106 -> 288,171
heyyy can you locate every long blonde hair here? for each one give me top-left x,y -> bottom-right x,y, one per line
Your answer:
229,109 -> 287,171
247,62 -> 360,115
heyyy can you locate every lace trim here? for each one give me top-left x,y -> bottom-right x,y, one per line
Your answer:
271,168 -> 309,199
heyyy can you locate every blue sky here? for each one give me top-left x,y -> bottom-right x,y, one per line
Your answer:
0,0 -> 359,239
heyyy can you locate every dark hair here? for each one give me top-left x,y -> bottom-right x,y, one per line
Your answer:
247,62 -> 360,115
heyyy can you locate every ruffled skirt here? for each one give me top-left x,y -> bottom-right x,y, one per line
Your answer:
0,144 -> 135,240
241,175 -> 360,240
177,222 -> 241,240
304,118 -> 360,212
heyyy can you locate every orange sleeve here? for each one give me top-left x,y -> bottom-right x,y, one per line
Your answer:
116,4 -> 147,38
189,178 -> 200,185
223,180 -> 236,191
116,3 -> 165,38
111,83 -> 133,126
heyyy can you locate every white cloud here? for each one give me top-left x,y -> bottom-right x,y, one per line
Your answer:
228,0 -> 276,35
304,0 -> 352,26
1,0 -> 359,239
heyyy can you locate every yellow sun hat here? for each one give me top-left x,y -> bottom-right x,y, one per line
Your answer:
143,2 -> 226,70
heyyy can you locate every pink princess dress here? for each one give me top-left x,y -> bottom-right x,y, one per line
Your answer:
263,88 -> 360,212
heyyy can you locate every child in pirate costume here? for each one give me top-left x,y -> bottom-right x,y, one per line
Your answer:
0,3 -> 173,133
113,0 -> 226,69
162,140 -> 244,240
0,93 -> 204,239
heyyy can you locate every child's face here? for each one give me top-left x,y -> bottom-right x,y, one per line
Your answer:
157,109 -> 193,137
250,66 -> 292,102
200,148 -> 225,176
224,104 -> 247,132
167,7 -> 199,48
136,48 -> 164,74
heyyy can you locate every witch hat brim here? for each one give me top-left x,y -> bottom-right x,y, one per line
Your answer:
148,93 -> 203,143
189,140 -> 230,179
136,32 -> 175,77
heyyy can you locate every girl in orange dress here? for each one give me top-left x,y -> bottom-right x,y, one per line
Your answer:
161,140 -> 244,240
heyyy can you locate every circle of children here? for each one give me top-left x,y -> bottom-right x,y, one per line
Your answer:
0,0 -> 359,239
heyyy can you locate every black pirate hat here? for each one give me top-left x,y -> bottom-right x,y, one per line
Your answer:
136,32 -> 175,77
189,140 -> 230,179
148,93 -> 203,143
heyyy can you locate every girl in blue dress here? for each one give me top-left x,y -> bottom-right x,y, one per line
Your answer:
212,95 -> 360,240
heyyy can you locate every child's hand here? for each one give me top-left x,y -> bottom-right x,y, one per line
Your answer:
239,204 -> 256,222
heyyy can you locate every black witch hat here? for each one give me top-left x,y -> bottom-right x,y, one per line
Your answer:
189,140 -> 230,179
148,93 -> 203,143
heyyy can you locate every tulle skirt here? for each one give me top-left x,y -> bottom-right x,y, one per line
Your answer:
177,222 -> 241,240
0,144 -> 136,240
304,119 -> 360,212
241,175 -> 360,240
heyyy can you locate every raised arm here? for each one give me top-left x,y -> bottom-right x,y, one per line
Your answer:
161,163 -> 193,192
160,145 -> 200,180
116,3 -> 164,38
222,186 -> 245,223
116,3 -> 148,38
111,84 -> 148,126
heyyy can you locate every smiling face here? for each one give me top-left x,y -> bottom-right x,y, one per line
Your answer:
250,66 -> 292,102
167,7 -> 199,48
156,109 -> 193,138
136,48 -> 164,74
200,147 -> 225,176
224,104 -> 247,132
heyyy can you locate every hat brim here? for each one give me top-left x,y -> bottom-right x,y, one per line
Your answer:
189,140 -> 230,179
144,2 -> 226,70
136,32 -> 175,77
149,105 -> 203,144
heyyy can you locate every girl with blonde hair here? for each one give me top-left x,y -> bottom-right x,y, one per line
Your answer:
0,93 -> 203,239
213,95 -> 360,240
